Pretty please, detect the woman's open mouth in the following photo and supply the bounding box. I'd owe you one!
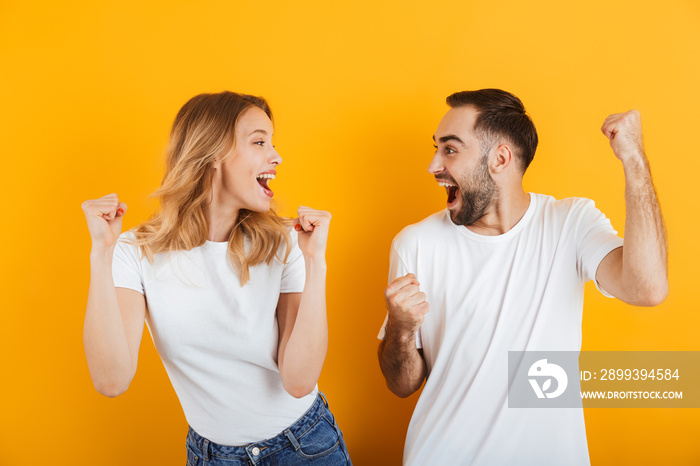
[256,173,275,198]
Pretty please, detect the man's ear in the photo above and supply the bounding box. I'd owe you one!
[491,143,514,174]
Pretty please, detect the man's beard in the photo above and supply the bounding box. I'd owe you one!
[450,156,498,226]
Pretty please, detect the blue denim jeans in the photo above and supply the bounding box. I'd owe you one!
[185,392,352,465]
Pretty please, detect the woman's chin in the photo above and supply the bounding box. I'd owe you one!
[247,199,273,213]
[239,189,274,213]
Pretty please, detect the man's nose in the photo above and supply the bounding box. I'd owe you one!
[427,153,443,175]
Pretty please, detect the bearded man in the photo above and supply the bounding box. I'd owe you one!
[377,89,668,465]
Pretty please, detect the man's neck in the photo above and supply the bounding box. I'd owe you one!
[465,187,531,236]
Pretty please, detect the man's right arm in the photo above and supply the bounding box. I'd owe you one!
[377,273,429,398]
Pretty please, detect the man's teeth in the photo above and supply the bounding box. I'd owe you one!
[438,181,456,187]
[256,173,275,180]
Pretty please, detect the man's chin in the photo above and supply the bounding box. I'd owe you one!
[448,208,466,226]
[449,205,482,226]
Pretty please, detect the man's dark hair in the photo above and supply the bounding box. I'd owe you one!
[446,89,538,171]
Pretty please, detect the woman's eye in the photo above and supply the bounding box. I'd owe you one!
[254,141,265,146]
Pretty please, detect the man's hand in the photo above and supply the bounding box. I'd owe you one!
[601,110,645,163]
[384,273,429,336]
[379,273,429,397]
[597,109,668,307]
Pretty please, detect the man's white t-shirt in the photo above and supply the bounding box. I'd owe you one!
[112,229,317,446]
[378,193,623,465]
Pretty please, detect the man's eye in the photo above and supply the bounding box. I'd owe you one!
[433,144,438,150]
[445,147,455,154]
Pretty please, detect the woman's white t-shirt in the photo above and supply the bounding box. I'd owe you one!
[112,229,317,446]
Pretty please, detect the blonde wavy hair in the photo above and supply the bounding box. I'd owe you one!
[132,91,291,285]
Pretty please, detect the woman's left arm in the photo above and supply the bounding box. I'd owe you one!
[276,206,331,398]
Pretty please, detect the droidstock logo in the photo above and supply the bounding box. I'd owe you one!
[528,359,568,399]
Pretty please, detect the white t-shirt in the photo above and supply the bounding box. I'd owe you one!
[378,193,624,465]
[112,228,317,446]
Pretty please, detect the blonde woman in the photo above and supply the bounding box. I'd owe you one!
[82,92,352,465]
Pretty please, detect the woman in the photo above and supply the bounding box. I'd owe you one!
[81,91,352,465]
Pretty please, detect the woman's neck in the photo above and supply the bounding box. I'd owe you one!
[205,195,240,242]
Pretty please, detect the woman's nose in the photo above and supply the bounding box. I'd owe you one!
[270,147,282,165]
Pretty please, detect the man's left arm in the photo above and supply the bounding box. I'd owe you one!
[596,110,668,306]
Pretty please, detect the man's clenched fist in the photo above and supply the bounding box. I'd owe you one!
[601,110,645,162]
[384,273,429,335]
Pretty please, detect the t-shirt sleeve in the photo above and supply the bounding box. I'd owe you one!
[576,199,624,298]
[280,229,306,293]
[377,239,423,349]
[112,233,145,295]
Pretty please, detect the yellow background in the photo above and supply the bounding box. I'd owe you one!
[1,1,699,464]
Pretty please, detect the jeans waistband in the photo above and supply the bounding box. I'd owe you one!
[187,392,330,463]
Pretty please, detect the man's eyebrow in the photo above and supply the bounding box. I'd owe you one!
[434,134,465,145]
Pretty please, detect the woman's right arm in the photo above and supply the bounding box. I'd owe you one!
[82,194,146,397]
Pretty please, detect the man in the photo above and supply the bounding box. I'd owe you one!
[377,89,667,465]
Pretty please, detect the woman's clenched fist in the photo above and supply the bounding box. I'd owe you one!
[81,193,127,251]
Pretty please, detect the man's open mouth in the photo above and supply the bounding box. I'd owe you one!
[438,181,459,205]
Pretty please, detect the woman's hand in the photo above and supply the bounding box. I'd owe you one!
[294,206,331,261]
[279,206,332,397]
[82,193,145,398]
[82,193,128,251]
